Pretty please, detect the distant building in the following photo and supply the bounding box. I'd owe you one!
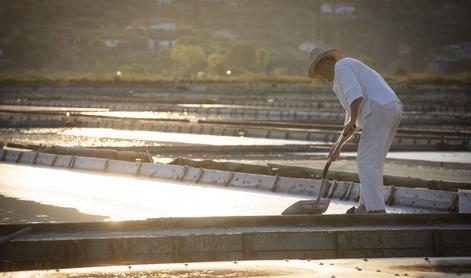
[429,43,471,73]
[299,42,317,53]
[150,22,176,31]
[212,30,238,40]
[321,3,354,15]
[125,25,143,30]
[398,43,411,56]
[147,38,156,50]
[205,0,245,6]
[126,18,176,31]
[156,0,173,6]
[104,39,121,48]
[158,40,177,47]
[321,3,333,13]
[335,4,354,15]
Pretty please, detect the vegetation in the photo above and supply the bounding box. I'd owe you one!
[1,71,471,86]
[1,0,470,78]
[385,71,471,85]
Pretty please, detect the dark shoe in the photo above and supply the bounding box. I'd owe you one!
[346,205,386,214]
[346,204,367,215]
[346,206,356,214]
[368,209,386,214]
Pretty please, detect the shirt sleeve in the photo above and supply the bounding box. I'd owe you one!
[336,64,364,106]
[344,113,350,125]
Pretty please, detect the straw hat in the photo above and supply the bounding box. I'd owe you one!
[308,47,342,78]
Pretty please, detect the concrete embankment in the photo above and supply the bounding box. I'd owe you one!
[1,214,470,271]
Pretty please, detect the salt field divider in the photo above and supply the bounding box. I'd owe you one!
[1,99,469,126]
[167,157,471,192]
[1,112,469,150]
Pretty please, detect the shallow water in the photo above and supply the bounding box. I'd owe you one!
[385,151,471,163]
[82,111,192,121]
[0,163,428,223]
[59,128,320,146]
[0,127,322,148]
[0,104,109,112]
[294,151,471,164]
[342,151,471,163]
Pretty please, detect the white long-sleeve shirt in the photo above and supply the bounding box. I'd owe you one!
[332,57,400,128]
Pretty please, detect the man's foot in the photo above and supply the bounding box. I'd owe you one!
[346,204,367,214]
[345,206,356,214]
[346,205,386,214]
[368,209,386,214]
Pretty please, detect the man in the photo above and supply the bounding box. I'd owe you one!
[308,47,402,214]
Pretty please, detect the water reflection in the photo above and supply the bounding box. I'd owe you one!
[0,164,321,221]
[60,128,319,146]
[0,163,432,223]
[82,111,190,120]
[341,151,471,163]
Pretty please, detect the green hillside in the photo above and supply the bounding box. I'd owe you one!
[0,0,470,78]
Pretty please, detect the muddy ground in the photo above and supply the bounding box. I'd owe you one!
[0,195,107,223]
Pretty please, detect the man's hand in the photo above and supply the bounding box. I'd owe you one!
[329,122,357,161]
[328,145,340,161]
[344,96,362,138]
[343,120,357,138]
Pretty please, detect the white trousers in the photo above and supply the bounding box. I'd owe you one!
[357,100,402,211]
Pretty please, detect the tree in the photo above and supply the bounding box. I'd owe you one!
[256,48,270,73]
[119,63,150,75]
[170,44,207,74]
[226,44,257,72]
[207,52,228,75]
[154,48,172,70]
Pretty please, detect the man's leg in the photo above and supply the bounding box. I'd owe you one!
[357,110,391,212]
[383,102,403,158]
[354,102,402,213]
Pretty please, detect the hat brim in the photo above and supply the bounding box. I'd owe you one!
[308,49,343,78]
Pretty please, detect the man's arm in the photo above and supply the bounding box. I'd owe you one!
[329,65,364,161]
[329,98,362,161]
[344,96,363,137]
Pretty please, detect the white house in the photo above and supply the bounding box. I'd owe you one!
[321,3,334,13]
[150,22,176,31]
[104,39,121,48]
[158,40,177,47]
[321,3,354,15]
[212,30,238,40]
[125,25,146,30]
[126,18,176,31]
[299,42,317,53]
[335,4,354,15]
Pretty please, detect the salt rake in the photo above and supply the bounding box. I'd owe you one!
[282,131,354,215]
